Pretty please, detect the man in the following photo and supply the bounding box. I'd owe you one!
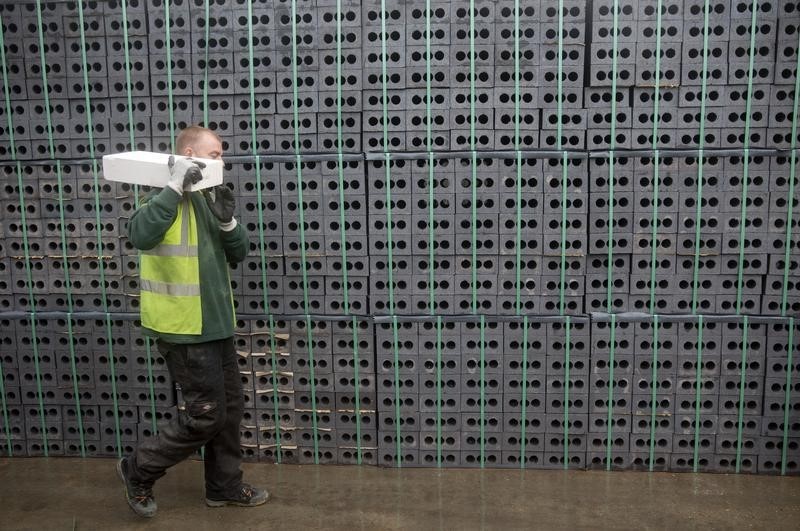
[117,125,267,518]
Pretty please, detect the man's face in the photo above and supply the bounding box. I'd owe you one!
[183,132,223,161]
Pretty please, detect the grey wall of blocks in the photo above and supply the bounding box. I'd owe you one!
[0,0,798,474]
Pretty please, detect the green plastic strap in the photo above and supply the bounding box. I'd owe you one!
[556,0,564,148]
[519,315,529,467]
[65,315,86,456]
[292,0,316,464]
[736,0,759,314]
[781,319,794,475]
[56,162,79,452]
[380,0,389,150]
[781,25,800,316]
[126,4,150,441]
[290,0,301,154]
[164,0,175,151]
[479,315,486,467]
[391,315,402,467]
[514,149,523,313]
[305,315,319,463]
[244,1,281,461]
[468,1,479,312]
[648,150,660,313]
[61,0,100,457]
[471,149,478,313]
[556,2,568,314]
[428,152,436,311]
[15,1,52,457]
[351,316,362,463]
[648,314,659,471]
[378,28,399,462]
[383,162,396,310]
[735,143,751,316]
[29,316,48,455]
[563,316,571,468]
[0,351,10,455]
[605,0,620,312]
[605,150,614,312]
[735,315,749,472]
[512,0,521,313]
[289,3,311,316]
[692,315,704,472]
[650,0,663,145]
[421,3,435,311]
[691,0,712,313]
[77,0,122,457]
[559,152,568,314]
[513,0,520,150]
[609,0,619,145]
[334,0,350,309]
[3,8,72,456]
[120,0,136,146]
[266,315,282,462]
[648,0,664,313]
[333,0,361,463]
[469,0,476,147]
[202,0,210,125]
[384,150,400,466]
[605,314,616,470]
[425,0,433,153]
[0,59,9,452]
[435,315,443,466]
[423,3,435,309]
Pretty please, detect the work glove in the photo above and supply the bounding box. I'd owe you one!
[203,185,237,231]
[167,155,205,195]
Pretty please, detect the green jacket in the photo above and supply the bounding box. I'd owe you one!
[128,187,249,343]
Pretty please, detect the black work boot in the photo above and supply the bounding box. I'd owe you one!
[117,458,158,518]
[205,483,269,507]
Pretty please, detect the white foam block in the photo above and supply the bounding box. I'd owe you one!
[102,151,223,191]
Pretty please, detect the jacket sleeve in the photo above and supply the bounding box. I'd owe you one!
[127,188,182,251]
[220,222,250,264]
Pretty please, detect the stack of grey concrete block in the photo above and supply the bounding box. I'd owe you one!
[0,0,798,472]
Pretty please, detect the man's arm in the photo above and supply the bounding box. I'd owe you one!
[127,188,182,250]
[219,222,250,264]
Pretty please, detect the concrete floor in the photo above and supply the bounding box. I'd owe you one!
[1,459,798,530]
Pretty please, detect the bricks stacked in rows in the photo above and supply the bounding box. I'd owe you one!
[366,156,587,315]
[226,158,369,315]
[371,318,799,471]
[0,1,797,158]
[587,0,790,150]
[236,318,378,465]
[375,320,592,468]
[2,316,797,471]
[0,162,136,314]
[585,152,800,315]
[3,156,797,317]
[0,315,175,457]
[0,0,798,473]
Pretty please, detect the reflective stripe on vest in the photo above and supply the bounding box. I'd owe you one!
[140,197,202,335]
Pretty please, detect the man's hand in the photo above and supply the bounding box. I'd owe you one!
[167,155,206,195]
[203,186,237,230]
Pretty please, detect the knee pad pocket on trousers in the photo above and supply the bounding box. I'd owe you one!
[182,400,225,436]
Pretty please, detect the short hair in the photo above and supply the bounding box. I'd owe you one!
[175,125,221,154]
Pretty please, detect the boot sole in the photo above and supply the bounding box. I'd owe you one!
[117,459,157,518]
[205,493,269,508]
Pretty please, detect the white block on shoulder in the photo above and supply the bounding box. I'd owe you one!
[101,151,223,191]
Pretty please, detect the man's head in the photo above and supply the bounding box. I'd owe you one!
[176,125,223,161]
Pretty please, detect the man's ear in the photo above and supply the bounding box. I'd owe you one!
[183,148,194,157]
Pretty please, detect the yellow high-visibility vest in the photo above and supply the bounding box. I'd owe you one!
[140,197,202,335]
